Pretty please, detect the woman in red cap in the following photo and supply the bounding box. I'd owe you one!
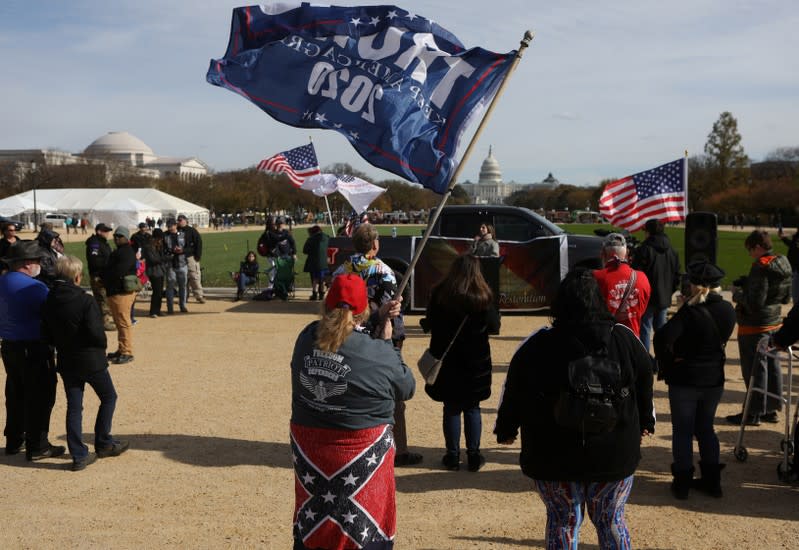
[290,273,414,550]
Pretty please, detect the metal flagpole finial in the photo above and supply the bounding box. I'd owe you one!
[522,30,534,47]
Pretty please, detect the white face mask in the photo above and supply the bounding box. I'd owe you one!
[29,264,41,278]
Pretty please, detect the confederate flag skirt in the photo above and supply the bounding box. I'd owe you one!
[290,422,396,550]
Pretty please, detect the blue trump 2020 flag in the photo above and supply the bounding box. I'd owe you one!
[207,3,516,194]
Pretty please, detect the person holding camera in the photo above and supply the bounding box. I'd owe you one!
[727,230,792,426]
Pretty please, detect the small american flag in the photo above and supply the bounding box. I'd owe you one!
[599,158,686,232]
[257,143,321,186]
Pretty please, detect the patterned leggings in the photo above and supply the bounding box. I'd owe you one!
[534,476,634,550]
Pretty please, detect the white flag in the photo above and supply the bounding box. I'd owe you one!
[302,173,385,214]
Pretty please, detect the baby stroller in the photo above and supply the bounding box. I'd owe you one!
[268,256,295,301]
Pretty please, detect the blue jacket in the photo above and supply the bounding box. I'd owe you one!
[0,271,49,341]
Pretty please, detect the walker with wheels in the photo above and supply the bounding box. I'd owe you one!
[733,342,798,482]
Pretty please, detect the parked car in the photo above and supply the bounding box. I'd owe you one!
[0,216,24,231]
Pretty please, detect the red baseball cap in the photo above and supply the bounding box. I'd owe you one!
[325,274,367,315]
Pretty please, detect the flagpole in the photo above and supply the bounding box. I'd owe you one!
[308,136,337,236]
[324,194,336,236]
[683,149,689,216]
[394,29,535,298]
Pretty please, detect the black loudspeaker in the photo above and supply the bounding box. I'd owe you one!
[685,212,718,269]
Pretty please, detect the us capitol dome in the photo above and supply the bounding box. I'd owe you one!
[461,146,563,204]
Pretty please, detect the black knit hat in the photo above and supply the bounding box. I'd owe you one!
[687,260,725,286]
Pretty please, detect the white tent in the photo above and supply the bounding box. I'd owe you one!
[0,194,59,218]
[0,188,209,229]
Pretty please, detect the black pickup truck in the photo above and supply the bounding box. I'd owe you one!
[327,205,604,312]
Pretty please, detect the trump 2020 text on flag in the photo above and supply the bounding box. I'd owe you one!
[206,4,516,194]
[598,158,686,232]
[257,143,321,186]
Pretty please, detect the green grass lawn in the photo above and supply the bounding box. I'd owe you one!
[63,223,777,289]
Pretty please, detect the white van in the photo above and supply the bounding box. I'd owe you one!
[43,213,68,228]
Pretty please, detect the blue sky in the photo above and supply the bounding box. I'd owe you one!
[1,1,797,187]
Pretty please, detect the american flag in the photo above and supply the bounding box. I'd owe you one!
[257,143,320,186]
[599,158,686,231]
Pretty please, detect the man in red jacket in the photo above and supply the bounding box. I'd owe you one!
[593,233,651,337]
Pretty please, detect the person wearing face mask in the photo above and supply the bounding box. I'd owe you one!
[0,241,64,461]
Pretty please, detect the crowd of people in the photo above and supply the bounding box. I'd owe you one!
[3,214,799,547]
[0,213,209,470]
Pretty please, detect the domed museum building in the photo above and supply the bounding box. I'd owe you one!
[0,131,208,181]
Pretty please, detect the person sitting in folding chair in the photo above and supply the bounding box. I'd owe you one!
[233,251,260,301]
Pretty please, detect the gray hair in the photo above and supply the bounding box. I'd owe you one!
[55,255,83,281]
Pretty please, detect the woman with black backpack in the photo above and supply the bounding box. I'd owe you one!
[495,268,654,549]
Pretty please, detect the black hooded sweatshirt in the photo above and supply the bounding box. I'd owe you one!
[632,233,681,311]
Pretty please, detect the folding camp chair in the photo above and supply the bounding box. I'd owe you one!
[269,256,296,301]
[230,270,261,299]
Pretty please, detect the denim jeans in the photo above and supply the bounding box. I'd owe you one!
[166,265,188,312]
[237,273,257,292]
[442,400,481,455]
[738,332,782,413]
[534,476,634,550]
[61,368,118,460]
[668,384,723,470]
[639,307,668,352]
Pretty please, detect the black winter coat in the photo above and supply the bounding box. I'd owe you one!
[494,320,655,482]
[103,244,137,296]
[423,288,500,403]
[631,233,680,311]
[41,279,108,377]
[653,293,737,387]
[85,234,112,277]
[35,230,61,288]
[181,225,203,261]
[142,241,169,279]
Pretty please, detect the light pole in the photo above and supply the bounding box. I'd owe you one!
[29,160,39,229]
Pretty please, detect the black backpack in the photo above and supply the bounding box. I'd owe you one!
[553,333,630,438]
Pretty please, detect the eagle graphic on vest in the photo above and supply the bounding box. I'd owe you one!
[300,373,347,403]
